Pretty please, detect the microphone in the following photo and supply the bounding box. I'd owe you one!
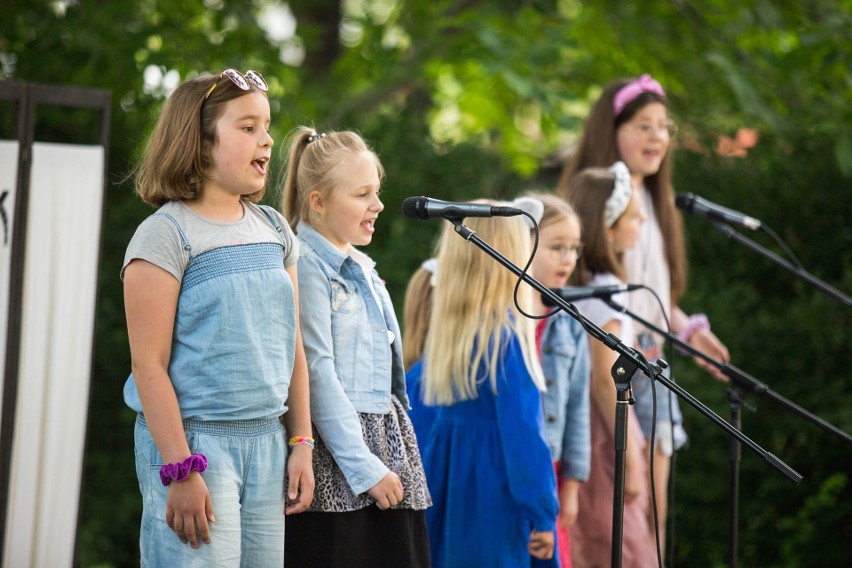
[675,192,761,231]
[542,284,643,307]
[402,196,524,222]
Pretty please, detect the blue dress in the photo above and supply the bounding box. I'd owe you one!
[405,359,439,445]
[420,329,560,568]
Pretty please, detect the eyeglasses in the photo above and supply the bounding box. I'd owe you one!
[545,243,584,261]
[628,120,678,137]
[204,69,268,101]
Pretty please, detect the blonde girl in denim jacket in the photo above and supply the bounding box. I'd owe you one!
[280,127,431,567]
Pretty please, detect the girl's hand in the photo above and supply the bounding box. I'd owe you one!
[625,462,644,503]
[689,328,731,382]
[165,472,215,548]
[625,445,645,503]
[367,471,403,510]
[558,480,580,528]
[285,444,315,515]
[528,529,555,560]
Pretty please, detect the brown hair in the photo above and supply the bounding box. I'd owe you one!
[564,167,624,285]
[132,72,269,207]
[280,127,384,232]
[556,77,687,302]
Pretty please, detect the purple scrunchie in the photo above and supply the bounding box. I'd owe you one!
[159,453,208,486]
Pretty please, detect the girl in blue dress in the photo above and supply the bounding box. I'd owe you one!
[419,206,559,567]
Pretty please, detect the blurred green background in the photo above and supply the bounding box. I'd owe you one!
[2,1,850,566]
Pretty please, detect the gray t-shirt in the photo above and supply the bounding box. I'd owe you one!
[122,200,299,282]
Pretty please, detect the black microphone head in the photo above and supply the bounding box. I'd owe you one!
[402,196,428,220]
[675,193,695,212]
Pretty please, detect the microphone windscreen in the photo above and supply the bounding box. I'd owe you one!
[402,197,425,219]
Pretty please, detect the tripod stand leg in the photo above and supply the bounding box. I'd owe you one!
[728,388,743,568]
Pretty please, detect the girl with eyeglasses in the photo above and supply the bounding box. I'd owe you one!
[523,192,591,568]
[556,74,731,561]
[563,163,656,567]
[122,70,314,565]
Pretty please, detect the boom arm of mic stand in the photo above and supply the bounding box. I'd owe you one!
[712,221,852,306]
[605,298,852,447]
[450,221,802,485]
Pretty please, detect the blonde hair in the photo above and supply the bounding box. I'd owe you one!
[523,191,581,233]
[280,127,384,231]
[132,72,269,207]
[402,266,434,369]
[423,205,545,405]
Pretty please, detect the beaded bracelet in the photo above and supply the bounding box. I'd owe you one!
[288,436,316,449]
[159,453,208,486]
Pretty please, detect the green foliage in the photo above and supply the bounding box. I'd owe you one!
[2,1,850,566]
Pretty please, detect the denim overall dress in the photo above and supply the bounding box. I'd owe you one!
[126,206,296,567]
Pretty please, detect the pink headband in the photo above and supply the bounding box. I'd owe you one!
[613,74,666,116]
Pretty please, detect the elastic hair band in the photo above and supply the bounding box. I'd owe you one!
[675,313,710,355]
[288,436,316,449]
[159,453,208,486]
[613,74,666,117]
[421,258,437,274]
[510,196,544,230]
[307,131,326,143]
[604,161,634,227]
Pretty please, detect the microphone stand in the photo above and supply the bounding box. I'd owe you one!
[602,297,852,568]
[711,221,852,306]
[446,220,802,568]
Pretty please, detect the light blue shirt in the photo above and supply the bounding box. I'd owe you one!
[295,222,409,494]
[540,309,592,482]
[123,204,299,421]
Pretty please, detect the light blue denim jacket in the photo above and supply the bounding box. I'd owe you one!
[295,222,409,494]
[540,309,591,482]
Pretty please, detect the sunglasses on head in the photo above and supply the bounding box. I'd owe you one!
[204,69,268,100]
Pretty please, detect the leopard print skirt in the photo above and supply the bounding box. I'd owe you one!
[306,395,432,512]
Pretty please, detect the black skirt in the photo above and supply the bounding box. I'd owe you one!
[284,395,432,567]
[285,505,430,568]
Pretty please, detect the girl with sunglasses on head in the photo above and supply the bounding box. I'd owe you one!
[122,69,314,566]
[564,163,656,567]
[556,74,731,560]
[280,127,431,568]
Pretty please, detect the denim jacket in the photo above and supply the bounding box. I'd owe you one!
[295,222,409,494]
[540,309,591,482]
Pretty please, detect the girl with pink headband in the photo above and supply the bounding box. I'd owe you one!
[557,74,731,563]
